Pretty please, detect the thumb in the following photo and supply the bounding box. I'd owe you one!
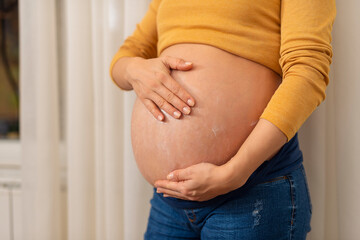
[161,56,193,71]
[167,168,191,182]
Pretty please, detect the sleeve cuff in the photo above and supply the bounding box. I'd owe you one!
[259,110,297,143]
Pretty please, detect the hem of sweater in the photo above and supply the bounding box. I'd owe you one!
[157,34,282,77]
[259,113,297,143]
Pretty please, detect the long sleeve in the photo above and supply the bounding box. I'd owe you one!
[109,0,162,85]
[259,0,337,142]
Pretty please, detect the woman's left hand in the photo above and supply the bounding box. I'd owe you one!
[154,162,246,202]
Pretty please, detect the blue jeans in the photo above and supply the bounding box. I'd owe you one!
[144,164,312,239]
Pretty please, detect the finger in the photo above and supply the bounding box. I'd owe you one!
[155,180,184,194]
[161,56,193,71]
[157,187,189,200]
[154,85,192,115]
[167,168,192,182]
[141,98,164,121]
[159,188,200,201]
[149,92,182,119]
[164,194,189,201]
[152,71,195,108]
[160,75,195,108]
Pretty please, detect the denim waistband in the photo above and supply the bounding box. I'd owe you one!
[157,132,303,209]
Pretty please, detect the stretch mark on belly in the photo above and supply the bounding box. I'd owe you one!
[211,127,221,137]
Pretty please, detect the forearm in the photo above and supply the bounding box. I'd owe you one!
[111,56,141,91]
[223,118,287,190]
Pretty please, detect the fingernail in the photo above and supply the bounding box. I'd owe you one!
[187,99,194,106]
[157,115,163,121]
[184,61,192,66]
[183,106,191,114]
[167,173,174,180]
[174,111,181,118]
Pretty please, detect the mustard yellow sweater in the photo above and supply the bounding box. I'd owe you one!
[109,0,337,142]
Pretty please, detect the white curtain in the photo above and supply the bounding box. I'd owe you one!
[299,1,360,239]
[20,0,152,239]
[19,0,359,240]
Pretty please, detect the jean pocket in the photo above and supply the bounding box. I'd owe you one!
[256,175,288,186]
[301,166,313,215]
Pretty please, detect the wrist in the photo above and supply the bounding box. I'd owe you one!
[121,57,140,89]
[219,160,248,192]
[112,56,143,90]
[125,57,143,85]
[221,149,257,190]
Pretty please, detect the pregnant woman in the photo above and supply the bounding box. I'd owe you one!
[110,0,336,239]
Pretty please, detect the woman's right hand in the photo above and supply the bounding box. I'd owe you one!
[126,56,196,121]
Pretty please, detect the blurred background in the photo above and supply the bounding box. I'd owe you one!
[0,0,359,239]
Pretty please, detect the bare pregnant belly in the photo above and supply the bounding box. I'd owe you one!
[131,43,282,186]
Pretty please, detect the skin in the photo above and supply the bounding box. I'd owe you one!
[154,118,287,201]
[112,43,287,202]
